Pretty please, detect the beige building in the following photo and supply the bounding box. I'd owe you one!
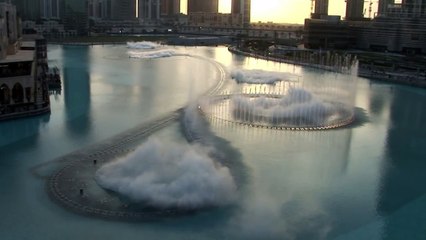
[0,2,19,59]
[1,2,51,120]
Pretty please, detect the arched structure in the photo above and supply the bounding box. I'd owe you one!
[12,83,24,104]
[0,84,11,105]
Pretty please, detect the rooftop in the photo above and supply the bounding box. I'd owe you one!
[21,41,36,48]
[0,50,34,64]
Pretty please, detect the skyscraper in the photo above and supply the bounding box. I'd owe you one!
[41,0,60,19]
[138,0,160,20]
[160,0,180,17]
[187,0,218,13]
[312,0,329,19]
[377,0,394,16]
[403,0,426,16]
[88,0,112,19]
[378,0,426,17]
[345,0,364,20]
[111,0,136,20]
[1,0,41,20]
[63,0,88,34]
[231,0,250,27]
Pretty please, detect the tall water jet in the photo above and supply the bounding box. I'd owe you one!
[199,54,358,130]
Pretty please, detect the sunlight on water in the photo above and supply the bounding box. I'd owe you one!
[0,45,424,240]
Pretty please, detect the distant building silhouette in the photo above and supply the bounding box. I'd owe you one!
[111,0,136,20]
[160,0,180,18]
[138,0,180,21]
[63,0,88,35]
[312,0,329,19]
[345,0,364,20]
[377,0,394,16]
[2,0,42,20]
[138,0,160,20]
[40,0,60,19]
[88,0,109,20]
[358,0,426,53]
[187,0,218,13]
[305,0,426,53]
[231,0,251,28]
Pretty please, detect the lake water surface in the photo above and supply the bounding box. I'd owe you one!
[0,45,424,240]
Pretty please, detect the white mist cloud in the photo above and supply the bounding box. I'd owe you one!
[231,88,337,125]
[126,41,176,59]
[228,197,332,240]
[231,69,297,84]
[96,137,237,209]
[128,50,176,59]
[126,41,160,49]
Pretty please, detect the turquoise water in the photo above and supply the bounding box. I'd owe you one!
[0,45,424,240]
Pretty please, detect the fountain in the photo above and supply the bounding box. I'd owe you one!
[199,54,358,130]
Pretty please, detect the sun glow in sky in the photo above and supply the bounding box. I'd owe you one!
[181,0,379,24]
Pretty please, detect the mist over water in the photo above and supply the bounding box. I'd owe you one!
[231,88,337,125]
[127,41,177,59]
[126,41,160,49]
[231,69,298,84]
[95,137,237,209]
[128,50,176,59]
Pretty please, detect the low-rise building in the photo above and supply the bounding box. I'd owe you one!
[304,16,355,49]
[357,16,426,54]
[22,20,77,37]
[1,3,51,120]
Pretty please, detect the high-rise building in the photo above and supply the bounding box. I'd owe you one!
[312,0,329,19]
[63,0,88,35]
[377,0,394,16]
[402,0,426,16]
[231,0,251,28]
[187,0,218,13]
[1,0,41,20]
[138,0,160,20]
[111,0,136,20]
[0,2,18,57]
[41,0,60,19]
[160,0,180,17]
[88,0,111,19]
[378,0,426,17]
[345,0,364,20]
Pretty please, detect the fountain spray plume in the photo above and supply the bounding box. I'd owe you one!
[96,137,237,209]
[231,69,298,85]
[200,65,356,130]
[126,41,160,49]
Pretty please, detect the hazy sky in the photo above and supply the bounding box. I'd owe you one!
[181,0,379,24]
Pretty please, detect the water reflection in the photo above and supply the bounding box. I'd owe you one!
[0,114,50,150]
[62,46,92,137]
[379,87,426,236]
[1,45,424,239]
[210,120,354,240]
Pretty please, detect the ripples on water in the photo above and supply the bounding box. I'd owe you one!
[0,44,424,240]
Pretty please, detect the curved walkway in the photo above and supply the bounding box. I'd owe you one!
[46,54,228,221]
